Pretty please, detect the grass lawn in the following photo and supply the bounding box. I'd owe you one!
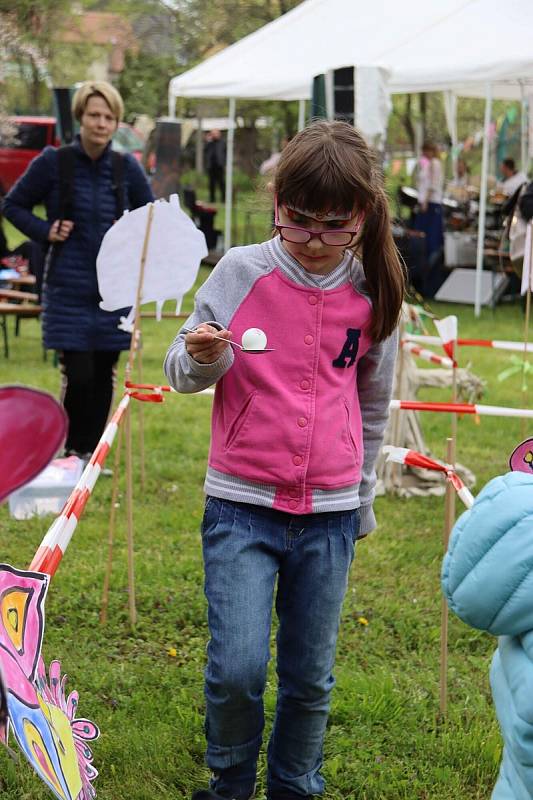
[0,274,529,798]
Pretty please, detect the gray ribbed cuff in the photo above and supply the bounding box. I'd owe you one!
[358,504,376,537]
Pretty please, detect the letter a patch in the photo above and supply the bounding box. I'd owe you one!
[332,328,361,368]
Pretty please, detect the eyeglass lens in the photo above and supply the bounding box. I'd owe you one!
[279,227,355,246]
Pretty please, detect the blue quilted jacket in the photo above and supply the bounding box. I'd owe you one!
[3,136,153,351]
[442,471,533,799]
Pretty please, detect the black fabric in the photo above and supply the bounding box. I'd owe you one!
[208,164,225,203]
[111,149,125,219]
[519,180,533,222]
[59,350,119,454]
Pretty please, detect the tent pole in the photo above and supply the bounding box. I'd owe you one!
[224,97,236,252]
[298,99,306,131]
[443,90,458,177]
[474,82,492,318]
[195,109,204,174]
[520,81,528,173]
[168,90,176,119]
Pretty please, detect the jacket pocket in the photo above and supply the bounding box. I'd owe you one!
[224,391,257,451]
[343,398,359,460]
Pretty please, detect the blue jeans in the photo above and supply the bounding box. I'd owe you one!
[201,497,360,798]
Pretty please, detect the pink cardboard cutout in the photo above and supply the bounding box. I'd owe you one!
[0,386,67,503]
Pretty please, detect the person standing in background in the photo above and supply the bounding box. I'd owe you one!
[3,81,153,462]
[497,158,528,198]
[413,140,444,268]
[204,129,226,203]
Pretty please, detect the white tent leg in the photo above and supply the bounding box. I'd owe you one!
[168,91,176,119]
[298,99,306,130]
[520,81,528,173]
[224,97,236,252]
[443,90,458,177]
[195,111,203,174]
[474,83,492,317]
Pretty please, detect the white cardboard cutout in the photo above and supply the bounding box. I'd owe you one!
[96,194,207,313]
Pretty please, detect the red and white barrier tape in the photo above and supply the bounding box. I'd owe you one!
[29,393,131,576]
[404,334,533,354]
[28,378,216,577]
[401,340,455,368]
[390,399,533,418]
[382,445,474,508]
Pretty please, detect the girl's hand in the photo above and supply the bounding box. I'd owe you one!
[48,219,74,242]
[185,323,232,364]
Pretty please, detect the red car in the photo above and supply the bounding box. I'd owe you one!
[0,117,145,197]
[0,116,58,196]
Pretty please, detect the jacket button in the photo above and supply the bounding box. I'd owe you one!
[288,500,298,510]
[304,335,314,345]
[308,295,318,305]
[293,455,303,466]
[297,417,308,427]
[300,379,310,390]
[288,488,298,498]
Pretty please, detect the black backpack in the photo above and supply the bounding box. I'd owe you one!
[31,145,125,299]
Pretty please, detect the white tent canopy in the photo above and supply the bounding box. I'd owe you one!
[169,0,533,105]
[169,0,533,315]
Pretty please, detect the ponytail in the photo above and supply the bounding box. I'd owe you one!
[360,186,406,342]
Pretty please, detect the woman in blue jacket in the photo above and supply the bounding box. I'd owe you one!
[3,81,153,459]
[442,441,533,799]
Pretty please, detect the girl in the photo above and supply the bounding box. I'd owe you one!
[164,120,405,800]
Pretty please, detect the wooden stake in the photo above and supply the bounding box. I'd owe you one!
[122,202,154,626]
[125,403,136,626]
[440,436,456,716]
[99,421,124,625]
[125,203,155,382]
[137,339,146,490]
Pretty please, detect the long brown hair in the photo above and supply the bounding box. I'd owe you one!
[274,120,405,342]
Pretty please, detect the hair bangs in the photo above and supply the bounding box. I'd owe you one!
[276,132,372,217]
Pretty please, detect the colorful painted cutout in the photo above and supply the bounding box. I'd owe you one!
[0,664,8,745]
[509,437,533,474]
[0,564,48,685]
[0,564,99,799]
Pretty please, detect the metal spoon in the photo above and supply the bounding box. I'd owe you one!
[181,327,274,354]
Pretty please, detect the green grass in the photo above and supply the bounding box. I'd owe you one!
[0,285,529,798]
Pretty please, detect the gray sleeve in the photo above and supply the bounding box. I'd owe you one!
[163,244,271,393]
[357,327,399,534]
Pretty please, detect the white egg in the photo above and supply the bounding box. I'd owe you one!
[241,327,267,351]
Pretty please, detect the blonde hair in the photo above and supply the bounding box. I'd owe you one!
[274,120,405,342]
[72,81,124,123]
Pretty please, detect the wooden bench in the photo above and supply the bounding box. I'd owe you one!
[0,294,42,358]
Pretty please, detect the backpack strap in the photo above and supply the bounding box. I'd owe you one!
[56,144,76,221]
[111,150,125,219]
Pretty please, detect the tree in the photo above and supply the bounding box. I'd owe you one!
[118,50,178,119]
[0,11,51,117]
